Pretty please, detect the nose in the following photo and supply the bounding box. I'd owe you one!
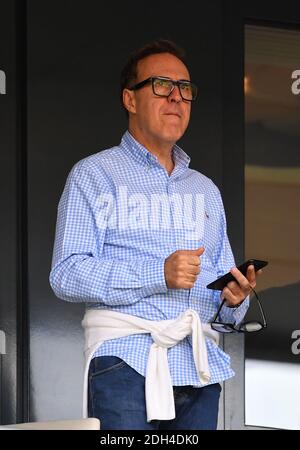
[168,85,182,103]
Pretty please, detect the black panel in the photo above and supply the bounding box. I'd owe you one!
[15,0,30,424]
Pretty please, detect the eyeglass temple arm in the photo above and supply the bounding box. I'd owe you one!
[250,287,267,327]
[212,298,226,323]
[128,78,151,91]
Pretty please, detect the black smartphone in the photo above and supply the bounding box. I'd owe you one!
[206,259,268,290]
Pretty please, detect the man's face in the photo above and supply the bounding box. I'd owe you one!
[126,53,192,146]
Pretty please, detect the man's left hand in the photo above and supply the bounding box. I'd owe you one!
[221,265,263,307]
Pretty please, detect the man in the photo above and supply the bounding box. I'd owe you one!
[49,39,262,430]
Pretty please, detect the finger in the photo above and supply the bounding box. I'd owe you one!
[187,255,202,266]
[187,265,200,275]
[227,282,249,302]
[224,284,239,299]
[246,265,256,284]
[186,246,205,256]
[245,265,258,289]
[225,271,250,301]
[230,266,253,289]
[221,286,235,300]
[186,274,197,283]
[221,287,239,305]
[226,280,241,296]
[191,246,205,256]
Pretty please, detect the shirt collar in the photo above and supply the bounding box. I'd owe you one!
[121,130,191,169]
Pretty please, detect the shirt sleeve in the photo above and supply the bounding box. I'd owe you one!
[211,186,249,324]
[49,162,168,306]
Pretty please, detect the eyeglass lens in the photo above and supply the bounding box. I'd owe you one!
[211,323,234,333]
[239,321,263,332]
[152,78,196,100]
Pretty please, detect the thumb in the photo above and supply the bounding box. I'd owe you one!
[192,246,205,256]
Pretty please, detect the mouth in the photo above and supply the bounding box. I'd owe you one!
[164,113,181,118]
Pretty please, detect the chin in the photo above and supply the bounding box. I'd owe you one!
[164,131,183,143]
[160,126,182,141]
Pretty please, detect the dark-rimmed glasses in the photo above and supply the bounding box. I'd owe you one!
[128,76,198,101]
[211,287,267,333]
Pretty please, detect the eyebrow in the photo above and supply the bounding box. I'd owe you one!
[153,76,192,82]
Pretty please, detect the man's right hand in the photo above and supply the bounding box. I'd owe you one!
[164,247,205,289]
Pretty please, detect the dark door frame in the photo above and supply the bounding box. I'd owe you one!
[0,0,29,425]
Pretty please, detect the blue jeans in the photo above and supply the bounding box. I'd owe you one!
[88,356,221,430]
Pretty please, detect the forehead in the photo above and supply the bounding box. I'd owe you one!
[137,53,190,81]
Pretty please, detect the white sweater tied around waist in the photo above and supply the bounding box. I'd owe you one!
[81,308,219,422]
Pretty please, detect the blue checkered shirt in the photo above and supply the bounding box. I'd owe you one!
[50,130,249,387]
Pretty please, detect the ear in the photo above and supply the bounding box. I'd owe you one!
[123,88,137,114]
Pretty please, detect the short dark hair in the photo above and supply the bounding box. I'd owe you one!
[120,39,187,115]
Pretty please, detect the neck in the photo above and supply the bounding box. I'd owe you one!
[128,127,175,176]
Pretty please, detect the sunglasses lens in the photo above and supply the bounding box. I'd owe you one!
[211,323,233,333]
[240,321,263,332]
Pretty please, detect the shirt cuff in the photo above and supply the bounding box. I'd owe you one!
[220,295,250,325]
[232,295,250,325]
[141,257,168,298]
